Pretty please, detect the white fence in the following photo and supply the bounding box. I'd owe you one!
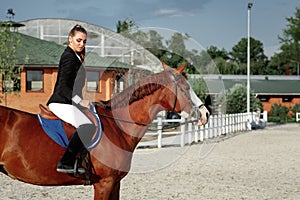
[138,112,266,148]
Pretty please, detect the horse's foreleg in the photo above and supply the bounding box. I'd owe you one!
[93,177,115,200]
[109,181,120,200]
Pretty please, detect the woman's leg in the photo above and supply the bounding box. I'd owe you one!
[48,103,96,173]
[48,103,92,128]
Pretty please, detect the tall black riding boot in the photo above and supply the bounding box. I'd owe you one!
[56,124,96,174]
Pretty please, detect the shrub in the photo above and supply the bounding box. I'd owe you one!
[291,103,300,121]
[269,103,290,122]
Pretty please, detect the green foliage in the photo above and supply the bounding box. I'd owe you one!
[0,21,22,104]
[215,84,262,114]
[206,45,229,60]
[269,103,291,122]
[188,77,208,101]
[291,103,300,119]
[230,37,268,75]
[115,8,300,76]
[269,7,300,75]
[116,18,136,34]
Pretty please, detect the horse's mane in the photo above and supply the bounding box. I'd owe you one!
[101,70,173,109]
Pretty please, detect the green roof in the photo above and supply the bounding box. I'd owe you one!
[204,78,300,95]
[13,32,131,69]
[14,32,65,65]
[85,52,131,69]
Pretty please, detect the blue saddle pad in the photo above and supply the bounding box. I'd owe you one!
[37,105,102,149]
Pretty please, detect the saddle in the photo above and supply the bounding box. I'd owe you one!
[38,104,101,185]
[39,104,60,120]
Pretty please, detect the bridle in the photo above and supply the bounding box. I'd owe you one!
[167,70,195,114]
[167,70,205,122]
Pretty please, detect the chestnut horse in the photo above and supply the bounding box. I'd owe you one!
[0,62,209,199]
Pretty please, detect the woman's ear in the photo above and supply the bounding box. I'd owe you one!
[68,36,72,45]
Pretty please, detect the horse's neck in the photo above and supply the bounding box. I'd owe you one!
[115,89,164,145]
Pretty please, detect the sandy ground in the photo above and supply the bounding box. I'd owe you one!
[0,123,299,200]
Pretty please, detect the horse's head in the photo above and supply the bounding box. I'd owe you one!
[162,61,209,126]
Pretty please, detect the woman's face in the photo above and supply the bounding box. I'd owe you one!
[68,31,87,53]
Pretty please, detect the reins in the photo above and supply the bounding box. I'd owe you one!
[91,104,149,127]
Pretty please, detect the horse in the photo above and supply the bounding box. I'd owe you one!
[0,61,209,200]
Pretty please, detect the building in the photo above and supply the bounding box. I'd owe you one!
[190,74,300,114]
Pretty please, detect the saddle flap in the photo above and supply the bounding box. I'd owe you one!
[39,104,59,120]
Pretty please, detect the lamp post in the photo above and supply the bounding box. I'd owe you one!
[247,3,253,130]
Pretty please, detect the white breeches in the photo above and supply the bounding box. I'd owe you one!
[48,103,92,128]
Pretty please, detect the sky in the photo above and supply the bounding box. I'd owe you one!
[1,0,299,57]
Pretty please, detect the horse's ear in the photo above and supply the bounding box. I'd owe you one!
[162,60,170,70]
[177,61,188,74]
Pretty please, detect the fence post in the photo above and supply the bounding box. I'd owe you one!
[200,125,204,142]
[180,117,186,147]
[238,113,240,131]
[228,114,232,133]
[221,114,225,135]
[263,110,268,122]
[218,114,221,136]
[225,114,228,134]
[244,113,247,130]
[204,121,209,140]
[194,124,199,143]
[188,121,192,145]
[234,114,239,132]
[157,116,162,148]
[209,116,213,138]
[244,113,249,130]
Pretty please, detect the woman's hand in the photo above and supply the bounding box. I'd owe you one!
[79,99,91,108]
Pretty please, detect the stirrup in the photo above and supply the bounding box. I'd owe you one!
[74,158,86,174]
[56,161,85,174]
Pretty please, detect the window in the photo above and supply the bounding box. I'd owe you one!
[115,75,125,94]
[259,96,270,102]
[26,69,43,91]
[87,71,100,92]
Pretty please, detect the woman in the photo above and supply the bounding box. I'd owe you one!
[47,25,96,174]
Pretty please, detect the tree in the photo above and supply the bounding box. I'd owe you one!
[116,18,136,34]
[0,21,22,105]
[230,37,268,74]
[215,84,262,114]
[269,7,300,75]
[206,45,229,60]
[230,37,268,75]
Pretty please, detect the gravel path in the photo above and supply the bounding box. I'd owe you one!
[1,123,299,199]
